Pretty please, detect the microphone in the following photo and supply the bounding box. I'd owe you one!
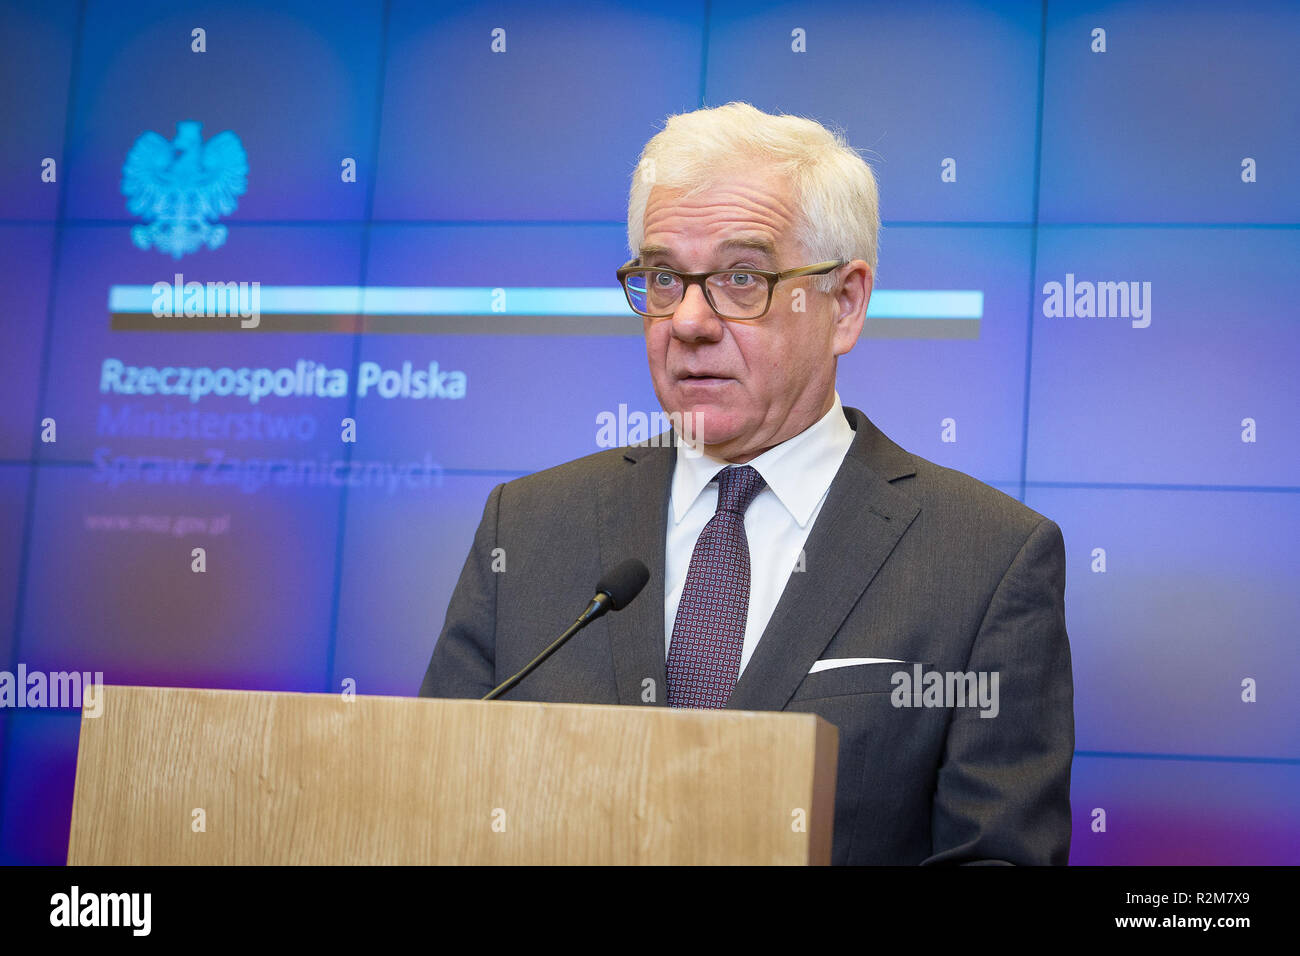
[481,558,650,701]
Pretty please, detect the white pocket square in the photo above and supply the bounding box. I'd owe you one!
[807,657,904,674]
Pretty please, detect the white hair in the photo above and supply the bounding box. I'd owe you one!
[626,101,880,293]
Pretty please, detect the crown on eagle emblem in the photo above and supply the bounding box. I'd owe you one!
[121,120,248,259]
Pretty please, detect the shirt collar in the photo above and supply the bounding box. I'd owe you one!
[670,392,855,527]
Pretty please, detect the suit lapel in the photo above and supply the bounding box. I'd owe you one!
[600,407,919,712]
[726,407,920,712]
[598,442,675,706]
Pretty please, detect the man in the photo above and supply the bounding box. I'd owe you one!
[420,102,1074,865]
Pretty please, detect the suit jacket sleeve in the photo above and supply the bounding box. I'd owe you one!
[922,516,1075,865]
[418,483,503,699]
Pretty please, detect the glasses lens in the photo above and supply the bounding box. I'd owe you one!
[622,269,772,318]
[706,271,771,319]
[624,270,682,316]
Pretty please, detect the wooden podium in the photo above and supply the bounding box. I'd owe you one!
[67,686,838,865]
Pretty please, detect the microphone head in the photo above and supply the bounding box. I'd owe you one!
[596,559,650,611]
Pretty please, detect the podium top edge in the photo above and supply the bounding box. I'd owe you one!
[92,685,830,725]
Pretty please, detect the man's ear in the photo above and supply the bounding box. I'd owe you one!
[832,259,872,356]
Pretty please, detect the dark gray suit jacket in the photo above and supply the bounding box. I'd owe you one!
[419,405,1074,864]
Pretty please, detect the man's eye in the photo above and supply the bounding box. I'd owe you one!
[727,272,756,286]
[653,273,677,286]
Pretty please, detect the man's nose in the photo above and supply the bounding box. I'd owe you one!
[670,283,725,342]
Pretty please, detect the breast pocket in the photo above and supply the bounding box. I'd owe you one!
[790,661,932,701]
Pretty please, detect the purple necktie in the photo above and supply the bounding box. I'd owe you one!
[667,464,767,709]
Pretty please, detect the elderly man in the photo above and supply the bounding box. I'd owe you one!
[420,102,1074,865]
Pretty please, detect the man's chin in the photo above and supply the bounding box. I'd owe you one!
[664,402,746,450]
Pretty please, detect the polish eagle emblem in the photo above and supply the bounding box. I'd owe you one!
[122,120,248,259]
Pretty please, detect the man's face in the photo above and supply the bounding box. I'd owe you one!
[639,165,870,463]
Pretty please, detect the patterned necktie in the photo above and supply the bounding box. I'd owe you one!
[666,464,767,708]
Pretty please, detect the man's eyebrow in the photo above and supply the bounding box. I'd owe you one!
[638,237,778,265]
[718,237,778,259]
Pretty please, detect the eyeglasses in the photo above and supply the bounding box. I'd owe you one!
[616,258,846,320]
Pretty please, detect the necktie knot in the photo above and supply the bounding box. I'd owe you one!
[715,465,766,516]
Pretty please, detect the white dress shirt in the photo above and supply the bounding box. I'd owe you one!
[664,392,856,677]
